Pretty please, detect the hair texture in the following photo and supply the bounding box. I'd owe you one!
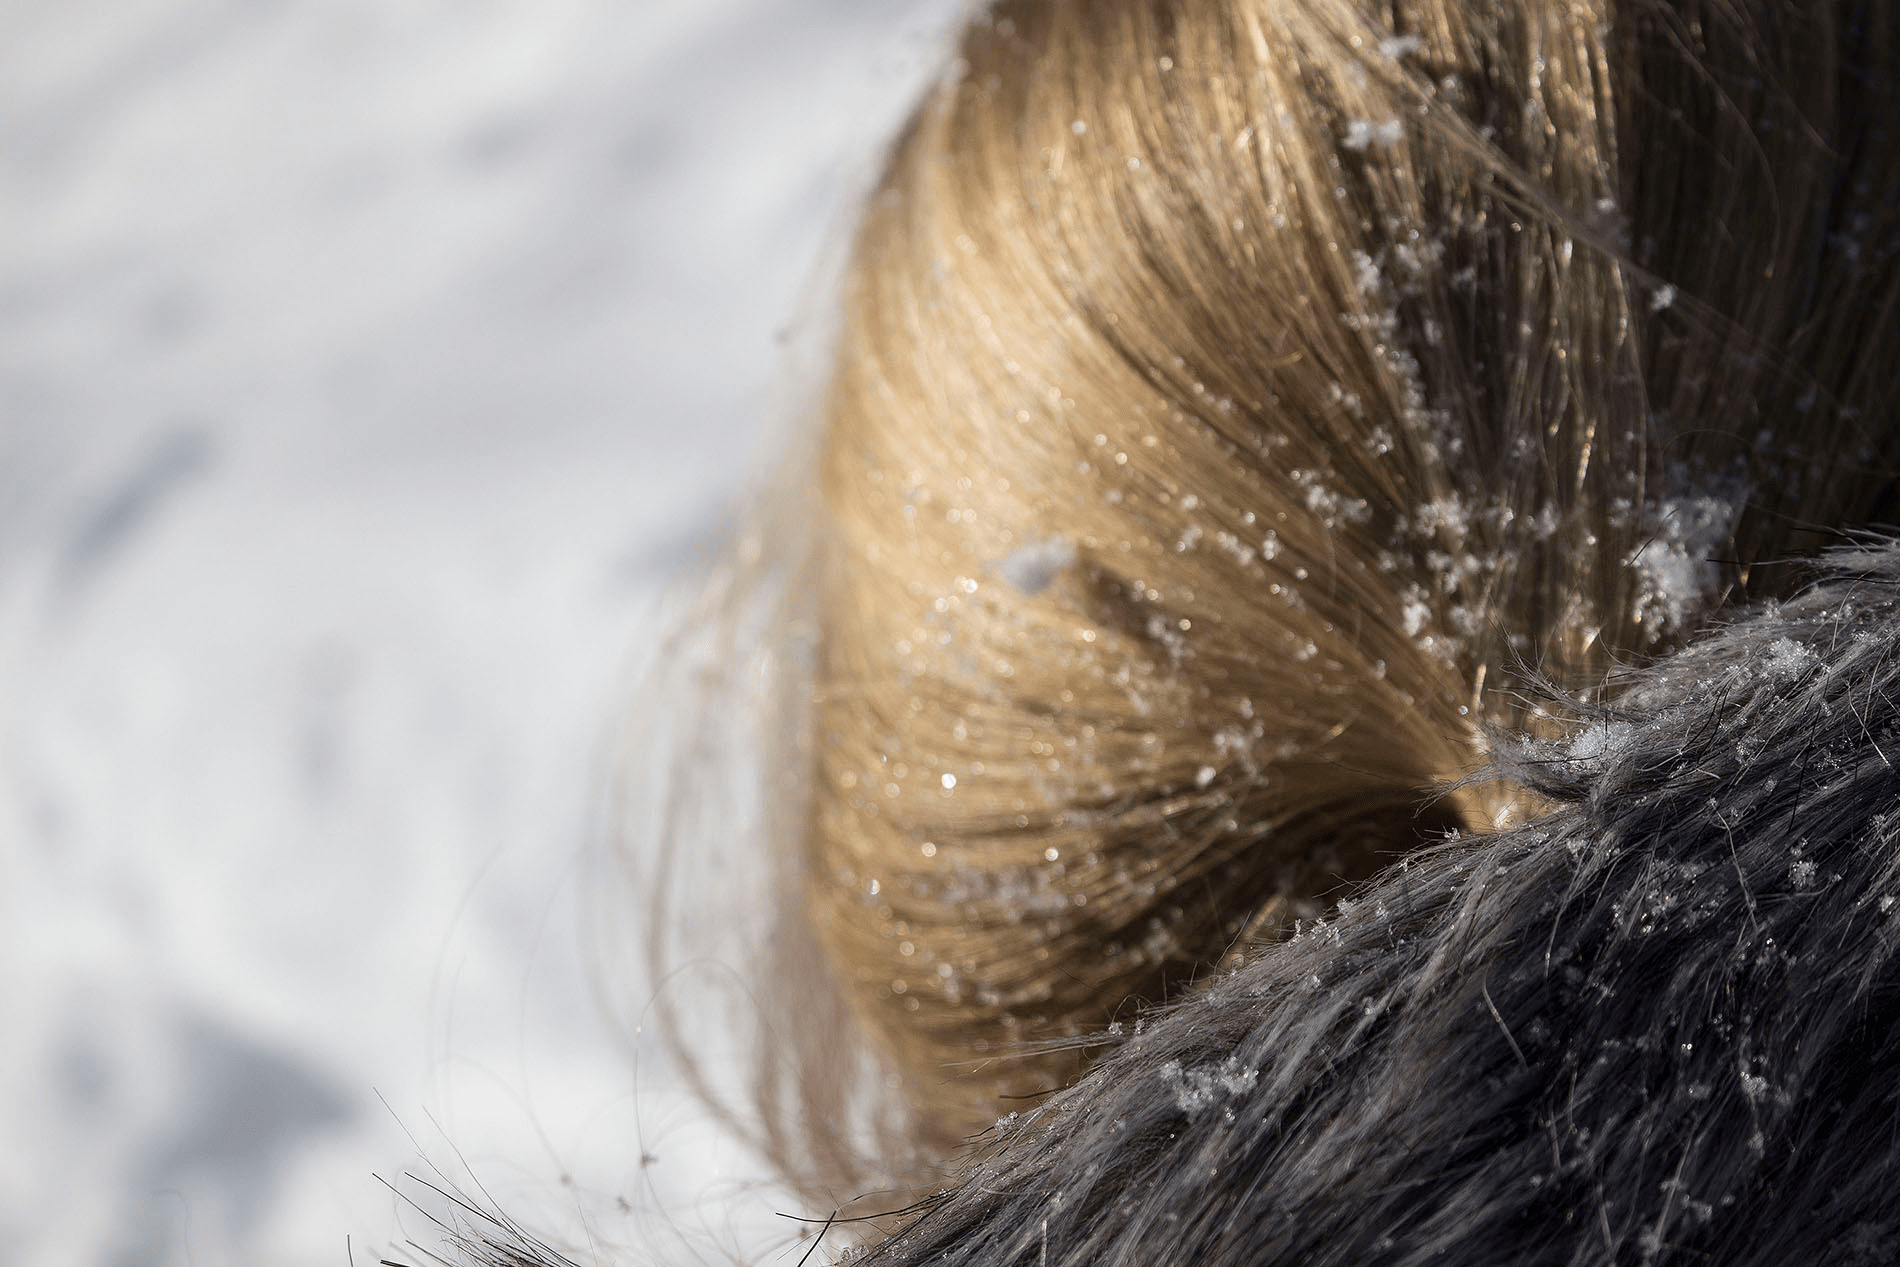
[398,0,1900,1261]
[851,541,1900,1266]
[776,0,1900,1182]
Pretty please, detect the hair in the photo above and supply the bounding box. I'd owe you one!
[853,540,1900,1265]
[772,0,1900,1165]
[623,0,1900,1258]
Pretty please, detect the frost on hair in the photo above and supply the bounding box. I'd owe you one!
[854,542,1900,1266]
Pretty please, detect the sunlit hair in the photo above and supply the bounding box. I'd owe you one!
[640,0,1900,1229]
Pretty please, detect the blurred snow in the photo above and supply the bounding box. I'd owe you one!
[0,1,962,1263]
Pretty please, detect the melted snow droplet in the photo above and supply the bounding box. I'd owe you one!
[995,536,1077,595]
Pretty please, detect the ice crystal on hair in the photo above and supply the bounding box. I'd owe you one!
[1566,720,1636,772]
[1213,530,1257,567]
[1762,637,1817,681]
[1628,482,1745,638]
[1342,117,1404,150]
[995,535,1077,595]
[1378,35,1424,59]
[1160,1055,1259,1116]
[1350,250,1383,295]
[1412,494,1470,541]
[1401,593,1431,638]
[1294,468,1371,527]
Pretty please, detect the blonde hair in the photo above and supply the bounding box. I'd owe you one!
[654,0,1900,1214]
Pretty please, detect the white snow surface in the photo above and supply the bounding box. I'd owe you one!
[1,2,963,1263]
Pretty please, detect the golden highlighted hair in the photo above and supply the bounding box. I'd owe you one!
[653,0,1900,1213]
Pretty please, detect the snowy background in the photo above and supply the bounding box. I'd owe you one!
[1,1,962,1263]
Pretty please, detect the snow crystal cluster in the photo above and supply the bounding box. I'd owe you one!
[1159,1054,1260,1117]
[1626,481,1747,639]
[1760,636,1818,682]
[1343,118,1405,150]
[1566,719,1638,773]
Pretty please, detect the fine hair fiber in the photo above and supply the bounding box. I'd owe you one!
[446,0,1900,1261]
